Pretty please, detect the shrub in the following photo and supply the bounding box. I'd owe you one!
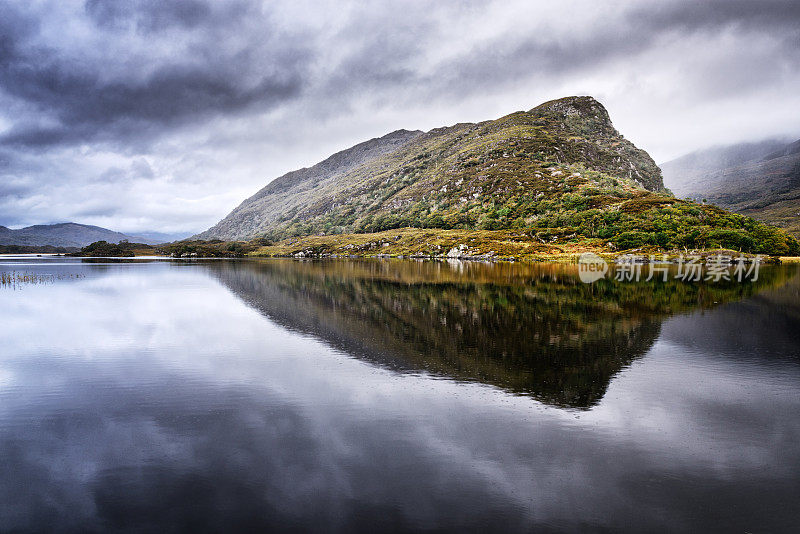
[613,231,650,250]
[706,229,752,251]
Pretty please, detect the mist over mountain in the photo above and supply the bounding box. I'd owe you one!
[662,138,800,236]
[129,231,192,244]
[763,139,800,161]
[661,139,789,193]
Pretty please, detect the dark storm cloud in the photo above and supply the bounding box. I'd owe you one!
[96,158,155,184]
[85,0,213,33]
[0,67,302,148]
[0,1,308,149]
[628,0,800,100]
[633,0,800,32]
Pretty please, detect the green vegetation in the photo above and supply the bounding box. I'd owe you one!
[741,199,800,238]
[265,165,799,256]
[156,239,271,258]
[71,240,153,257]
[254,101,670,243]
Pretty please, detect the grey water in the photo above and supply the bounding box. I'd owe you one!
[1,257,799,533]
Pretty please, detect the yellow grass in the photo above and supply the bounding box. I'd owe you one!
[249,227,615,262]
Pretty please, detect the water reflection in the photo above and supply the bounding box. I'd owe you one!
[208,259,792,408]
[0,259,798,532]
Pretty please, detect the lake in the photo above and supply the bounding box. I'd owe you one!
[1,257,799,532]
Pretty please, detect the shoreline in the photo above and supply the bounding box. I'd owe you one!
[5,250,796,265]
[45,228,798,264]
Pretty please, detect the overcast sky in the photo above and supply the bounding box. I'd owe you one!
[1,0,799,234]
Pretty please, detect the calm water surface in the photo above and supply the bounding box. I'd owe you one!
[1,257,799,532]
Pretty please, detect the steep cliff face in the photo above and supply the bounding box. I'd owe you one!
[198,96,667,241]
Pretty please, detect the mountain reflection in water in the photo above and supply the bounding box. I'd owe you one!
[207,259,791,408]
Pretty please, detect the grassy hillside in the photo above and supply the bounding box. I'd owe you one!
[198,96,799,256]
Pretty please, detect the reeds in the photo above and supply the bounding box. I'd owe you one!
[0,271,84,290]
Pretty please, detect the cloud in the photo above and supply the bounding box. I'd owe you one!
[631,0,800,32]
[0,0,799,233]
[84,0,214,33]
[0,176,33,198]
[0,1,308,149]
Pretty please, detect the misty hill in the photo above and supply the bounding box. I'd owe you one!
[0,223,180,248]
[660,139,787,193]
[198,96,665,241]
[662,138,800,236]
[763,139,800,161]
[129,230,191,244]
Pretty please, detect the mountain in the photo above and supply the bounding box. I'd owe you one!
[130,230,191,244]
[0,223,174,248]
[198,96,665,241]
[662,138,800,236]
[762,139,800,161]
[197,96,798,256]
[660,139,788,193]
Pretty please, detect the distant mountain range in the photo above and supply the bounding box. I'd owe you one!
[0,223,187,248]
[661,138,800,236]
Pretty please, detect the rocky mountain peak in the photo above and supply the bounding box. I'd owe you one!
[197,96,667,241]
[531,96,617,137]
[533,95,606,115]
